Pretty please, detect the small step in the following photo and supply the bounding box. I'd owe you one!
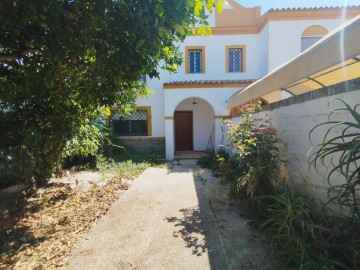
[174,151,208,160]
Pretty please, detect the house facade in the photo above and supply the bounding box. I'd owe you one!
[110,1,360,160]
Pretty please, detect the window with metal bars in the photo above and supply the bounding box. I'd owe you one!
[188,49,203,73]
[111,110,148,136]
[228,48,243,73]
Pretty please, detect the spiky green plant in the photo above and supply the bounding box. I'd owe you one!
[259,185,347,269]
[308,98,360,217]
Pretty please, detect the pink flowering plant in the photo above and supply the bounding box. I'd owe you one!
[220,106,280,200]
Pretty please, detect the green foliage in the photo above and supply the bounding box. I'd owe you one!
[308,98,360,268]
[259,185,347,269]
[197,148,230,173]
[308,98,360,218]
[0,0,217,186]
[198,106,281,200]
[63,124,103,159]
[97,155,150,180]
[222,107,280,200]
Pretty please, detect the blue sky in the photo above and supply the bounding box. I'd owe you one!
[236,0,360,13]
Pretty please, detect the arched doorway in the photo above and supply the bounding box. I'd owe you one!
[173,97,215,153]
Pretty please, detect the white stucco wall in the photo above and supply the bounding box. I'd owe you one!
[175,98,215,151]
[258,24,270,77]
[267,19,345,70]
[231,89,360,205]
[137,76,165,137]
[168,34,261,81]
[164,87,239,116]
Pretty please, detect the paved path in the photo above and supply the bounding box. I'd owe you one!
[64,163,273,270]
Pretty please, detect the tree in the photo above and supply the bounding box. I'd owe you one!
[0,0,223,186]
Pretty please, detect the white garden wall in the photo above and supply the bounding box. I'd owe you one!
[231,80,360,205]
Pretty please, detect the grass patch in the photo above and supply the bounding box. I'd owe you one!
[97,155,151,180]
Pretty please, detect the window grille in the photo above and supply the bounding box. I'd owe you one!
[111,110,148,136]
[228,48,243,72]
[188,49,202,73]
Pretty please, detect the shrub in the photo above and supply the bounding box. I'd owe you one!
[259,184,346,269]
[222,106,281,200]
[196,148,230,174]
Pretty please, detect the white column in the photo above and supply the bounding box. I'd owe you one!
[214,118,226,152]
[165,118,174,160]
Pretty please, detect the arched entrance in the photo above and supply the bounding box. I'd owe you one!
[173,97,215,153]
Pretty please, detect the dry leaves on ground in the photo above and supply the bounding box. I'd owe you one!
[0,177,129,270]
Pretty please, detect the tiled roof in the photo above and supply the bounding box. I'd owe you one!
[164,79,256,86]
[267,5,360,12]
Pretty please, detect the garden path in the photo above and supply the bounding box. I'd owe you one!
[63,161,273,270]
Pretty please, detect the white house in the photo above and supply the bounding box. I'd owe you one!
[109,1,360,160]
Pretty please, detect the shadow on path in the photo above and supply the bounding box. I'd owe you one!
[166,164,274,270]
[166,206,207,256]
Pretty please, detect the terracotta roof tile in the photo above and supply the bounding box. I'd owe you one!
[267,5,360,12]
[163,79,257,89]
[164,79,257,85]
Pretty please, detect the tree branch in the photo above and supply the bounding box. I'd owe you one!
[0,49,41,62]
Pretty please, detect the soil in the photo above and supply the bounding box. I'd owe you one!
[0,171,130,269]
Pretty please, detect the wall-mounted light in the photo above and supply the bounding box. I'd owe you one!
[192,98,198,105]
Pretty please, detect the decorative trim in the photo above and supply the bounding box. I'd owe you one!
[107,106,152,136]
[164,81,253,89]
[164,116,174,120]
[225,45,246,73]
[302,25,328,36]
[185,46,206,74]
[192,8,360,36]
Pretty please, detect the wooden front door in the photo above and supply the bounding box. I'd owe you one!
[174,111,193,151]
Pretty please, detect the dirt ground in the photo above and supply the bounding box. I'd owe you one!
[0,171,130,269]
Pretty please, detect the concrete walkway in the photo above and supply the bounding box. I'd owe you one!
[64,163,273,270]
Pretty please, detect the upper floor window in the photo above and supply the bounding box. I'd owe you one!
[110,107,152,137]
[226,45,246,73]
[301,25,328,52]
[185,46,205,74]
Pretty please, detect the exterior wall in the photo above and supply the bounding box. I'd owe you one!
[137,76,165,137]
[258,24,270,77]
[120,137,165,155]
[164,87,240,116]
[267,19,344,70]
[175,98,215,151]
[169,34,262,81]
[231,81,360,206]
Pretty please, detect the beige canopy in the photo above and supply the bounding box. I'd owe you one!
[228,15,360,109]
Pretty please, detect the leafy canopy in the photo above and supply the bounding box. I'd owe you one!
[0,0,222,185]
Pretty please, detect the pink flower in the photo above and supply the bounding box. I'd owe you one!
[227,120,235,126]
[258,127,266,132]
